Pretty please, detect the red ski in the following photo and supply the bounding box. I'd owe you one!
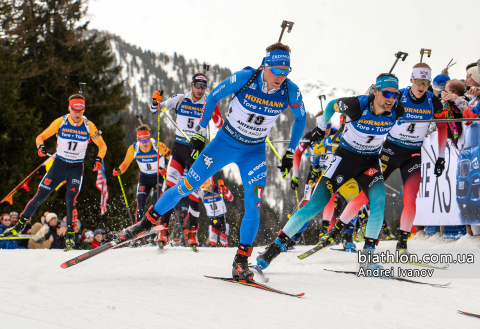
[60,225,164,269]
[204,275,304,298]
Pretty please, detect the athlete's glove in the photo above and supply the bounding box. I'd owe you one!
[93,157,102,171]
[160,168,167,176]
[310,127,325,144]
[278,148,295,179]
[217,179,225,194]
[291,176,299,190]
[150,90,163,114]
[113,167,122,176]
[190,125,207,160]
[434,157,445,177]
[311,167,322,178]
[37,144,47,157]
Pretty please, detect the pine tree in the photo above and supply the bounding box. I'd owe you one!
[0,0,134,230]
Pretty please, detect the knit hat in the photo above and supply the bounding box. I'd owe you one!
[85,231,94,238]
[46,213,58,223]
[432,74,451,91]
[93,230,103,237]
[467,66,480,85]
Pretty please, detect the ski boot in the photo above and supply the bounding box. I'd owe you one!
[256,231,291,270]
[157,226,170,250]
[232,244,254,281]
[121,206,159,242]
[187,226,199,252]
[1,215,28,237]
[396,230,411,260]
[64,226,75,252]
[318,220,329,239]
[358,237,383,274]
[382,222,395,240]
[317,221,346,248]
[342,226,356,251]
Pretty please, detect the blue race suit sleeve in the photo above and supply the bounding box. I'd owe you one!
[286,79,307,150]
[199,70,254,129]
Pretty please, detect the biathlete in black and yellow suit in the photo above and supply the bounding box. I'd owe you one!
[1,94,107,251]
[113,124,171,223]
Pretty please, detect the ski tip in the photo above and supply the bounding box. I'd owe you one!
[298,293,305,297]
[60,262,67,269]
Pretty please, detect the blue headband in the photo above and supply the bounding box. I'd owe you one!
[375,75,399,90]
[264,50,291,67]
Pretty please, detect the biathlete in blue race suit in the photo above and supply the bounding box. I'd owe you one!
[256,73,406,271]
[121,43,307,280]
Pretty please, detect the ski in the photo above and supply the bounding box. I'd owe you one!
[204,276,304,297]
[386,260,449,270]
[249,265,269,282]
[297,243,333,260]
[330,247,356,253]
[458,310,480,319]
[0,234,43,240]
[60,225,164,269]
[324,269,451,288]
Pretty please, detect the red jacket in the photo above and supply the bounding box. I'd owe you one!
[91,240,101,249]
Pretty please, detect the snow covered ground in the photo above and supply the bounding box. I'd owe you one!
[1,234,480,329]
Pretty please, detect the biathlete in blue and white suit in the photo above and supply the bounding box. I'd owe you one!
[121,43,306,280]
[258,73,406,269]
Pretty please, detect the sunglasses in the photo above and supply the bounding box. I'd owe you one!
[193,83,207,90]
[139,139,150,143]
[414,79,430,87]
[379,90,400,99]
[72,108,85,113]
[264,63,292,76]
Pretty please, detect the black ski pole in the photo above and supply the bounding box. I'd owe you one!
[389,51,408,73]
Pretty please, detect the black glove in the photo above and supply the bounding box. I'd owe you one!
[278,148,294,179]
[190,125,207,160]
[291,176,299,190]
[434,157,445,177]
[310,127,325,144]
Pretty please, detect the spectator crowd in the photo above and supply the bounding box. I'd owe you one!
[0,211,109,250]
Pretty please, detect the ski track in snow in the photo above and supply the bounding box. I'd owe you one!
[1,236,480,329]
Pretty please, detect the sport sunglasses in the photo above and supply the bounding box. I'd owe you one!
[264,62,292,76]
[379,90,400,99]
[414,79,430,87]
[193,83,207,90]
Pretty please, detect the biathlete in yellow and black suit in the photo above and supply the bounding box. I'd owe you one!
[113,124,171,223]
[1,94,107,251]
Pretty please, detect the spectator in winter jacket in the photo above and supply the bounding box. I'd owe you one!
[0,213,25,249]
[79,231,94,250]
[46,213,65,249]
[0,213,12,235]
[91,230,103,249]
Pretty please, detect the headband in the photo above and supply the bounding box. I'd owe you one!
[136,130,150,140]
[69,98,85,111]
[411,67,432,80]
[264,50,291,67]
[375,75,399,91]
[191,75,208,86]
